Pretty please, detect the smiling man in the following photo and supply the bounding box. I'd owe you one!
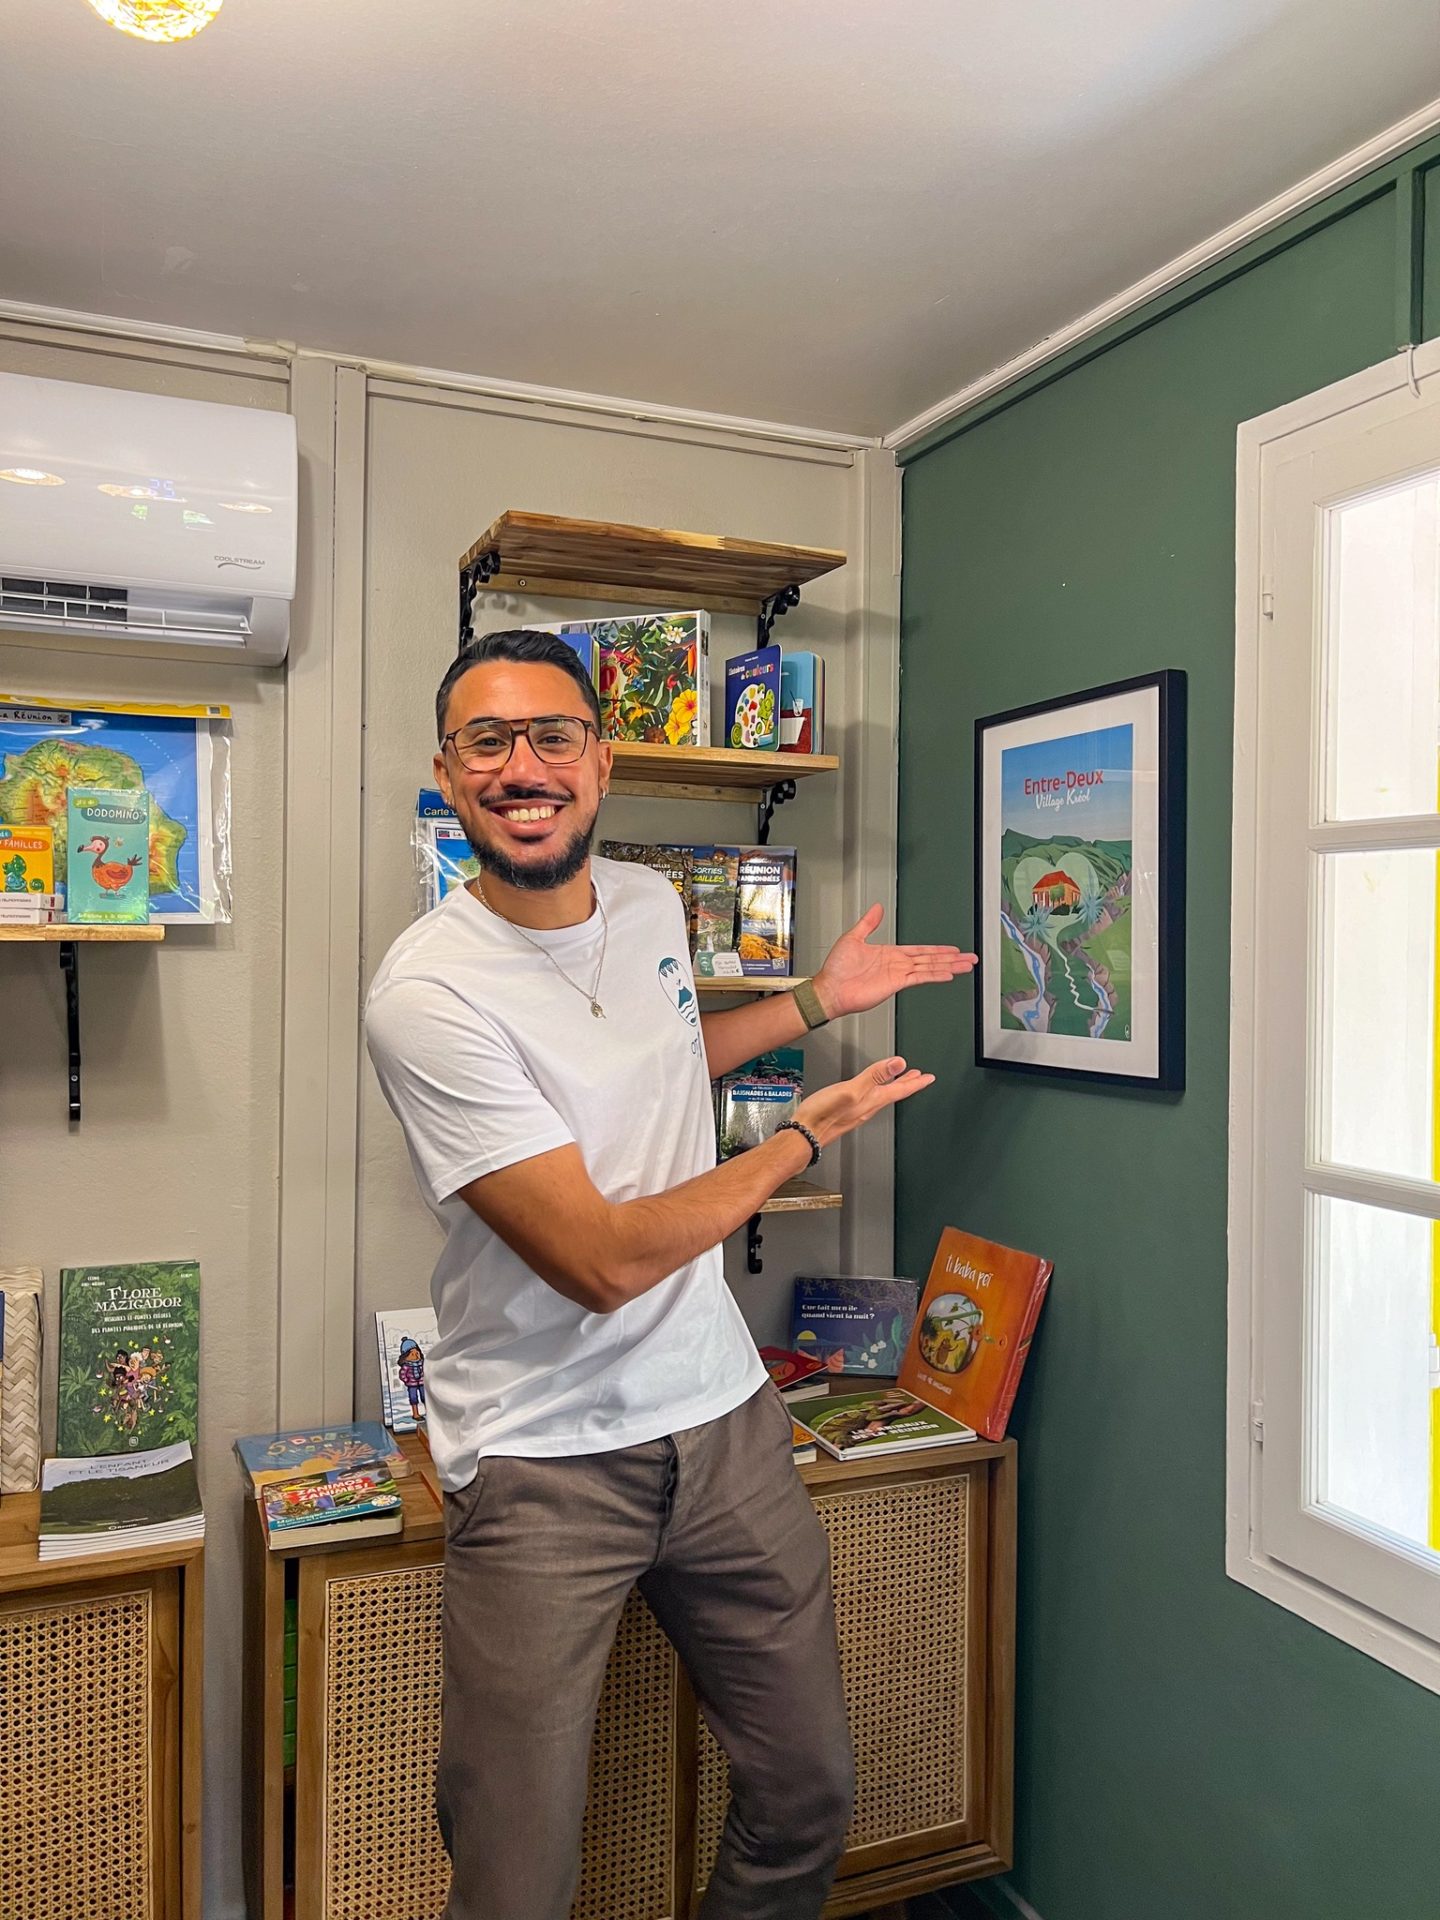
[364,628,974,1920]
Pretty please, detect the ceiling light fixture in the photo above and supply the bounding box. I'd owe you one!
[84,0,225,44]
[98,482,188,503]
[219,500,272,514]
[0,467,65,486]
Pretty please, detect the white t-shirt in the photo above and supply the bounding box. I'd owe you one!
[364,856,765,1491]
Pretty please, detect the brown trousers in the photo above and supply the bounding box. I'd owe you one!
[437,1381,855,1920]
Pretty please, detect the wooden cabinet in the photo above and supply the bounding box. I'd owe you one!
[0,1507,204,1920]
[242,1435,1014,1919]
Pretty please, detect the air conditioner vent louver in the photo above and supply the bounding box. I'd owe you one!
[0,576,252,642]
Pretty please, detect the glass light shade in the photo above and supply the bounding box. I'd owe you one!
[85,0,225,43]
[0,468,65,486]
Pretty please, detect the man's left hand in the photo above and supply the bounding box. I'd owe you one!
[812,905,977,1020]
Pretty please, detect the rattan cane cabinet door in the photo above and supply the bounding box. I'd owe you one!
[295,1551,681,1920]
[0,1572,180,1920]
[693,1460,986,1899]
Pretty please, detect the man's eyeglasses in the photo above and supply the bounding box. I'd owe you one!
[441,714,599,773]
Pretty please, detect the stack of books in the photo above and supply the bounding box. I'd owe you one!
[233,1422,409,1551]
[38,1441,205,1560]
[758,1346,830,1465]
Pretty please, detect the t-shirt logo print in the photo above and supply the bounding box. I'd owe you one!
[658,956,700,1051]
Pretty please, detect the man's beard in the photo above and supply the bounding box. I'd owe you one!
[465,803,597,892]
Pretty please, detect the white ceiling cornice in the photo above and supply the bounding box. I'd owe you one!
[885,90,1440,453]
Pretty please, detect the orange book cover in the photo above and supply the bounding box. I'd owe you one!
[897,1226,1053,1440]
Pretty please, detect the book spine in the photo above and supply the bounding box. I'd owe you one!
[695,613,711,747]
[986,1264,1054,1440]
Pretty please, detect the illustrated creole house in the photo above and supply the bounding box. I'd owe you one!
[1031,870,1081,912]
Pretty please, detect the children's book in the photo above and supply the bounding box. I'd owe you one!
[759,1346,830,1402]
[0,823,54,897]
[261,1459,404,1548]
[724,646,781,750]
[233,1421,410,1496]
[736,845,796,975]
[38,1440,205,1559]
[56,1261,200,1456]
[792,1389,976,1462]
[65,787,151,923]
[375,1307,438,1432]
[779,652,825,754]
[791,1275,922,1377]
[534,612,710,746]
[791,1422,818,1465]
[897,1226,1054,1441]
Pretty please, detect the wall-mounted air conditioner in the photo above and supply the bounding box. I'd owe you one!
[0,371,297,665]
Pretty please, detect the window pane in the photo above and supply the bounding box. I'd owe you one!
[1311,1194,1437,1557]
[1324,472,1440,820]
[1319,849,1437,1183]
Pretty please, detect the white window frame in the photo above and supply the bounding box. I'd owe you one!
[1231,338,1440,1696]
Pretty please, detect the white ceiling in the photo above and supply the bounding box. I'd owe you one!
[2,0,1439,437]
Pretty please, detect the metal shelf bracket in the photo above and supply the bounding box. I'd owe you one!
[746,1213,764,1274]
[756,778,798,846]
[756,583,801,648]
[59,940,81,1123]
[458,548,502,648]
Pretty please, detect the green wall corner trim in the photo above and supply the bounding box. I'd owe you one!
[898,133,1440,467]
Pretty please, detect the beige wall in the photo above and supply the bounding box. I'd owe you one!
[355,381,900,1402]
[0,323,287,1918]
[0,329,899,1919]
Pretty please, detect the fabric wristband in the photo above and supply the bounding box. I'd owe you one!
[792,977,829,1031]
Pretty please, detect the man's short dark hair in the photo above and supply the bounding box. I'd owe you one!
[435,629,602,742]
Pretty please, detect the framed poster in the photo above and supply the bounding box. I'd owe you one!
[975,669,1186,1090]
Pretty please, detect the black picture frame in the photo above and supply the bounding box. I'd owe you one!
[973,669,1186,1090]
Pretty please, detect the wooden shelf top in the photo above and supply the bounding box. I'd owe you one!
[460,510,846,616]
[608,740,837,801]
[0,923,166,943]
[0,1488,203,1594]
[759,1180,842,1215]
[694,975,807,995]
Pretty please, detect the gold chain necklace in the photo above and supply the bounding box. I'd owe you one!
[471,877,609,1018]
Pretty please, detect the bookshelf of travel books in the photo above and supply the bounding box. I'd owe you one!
[458,511,849,1268]
[241,1424,1016,1920]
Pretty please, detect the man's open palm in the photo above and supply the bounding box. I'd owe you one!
[815,904,976,1019]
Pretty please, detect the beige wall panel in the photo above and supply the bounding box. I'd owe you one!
[357,388,876,1397]
[0,332,285,1920]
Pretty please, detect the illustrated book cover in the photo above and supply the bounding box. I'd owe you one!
[534,612,710,746]
[64,787,151,923]
[758,1345,827,1394]
[791,1389,975,1462]
[724,645,781,750]
[57,1260,200,1455]
[791,1274,922,1376]
[38,1440,205,1558]
[779,652,825,754]
[375,1307,438,1433]
[898,1225,1054,1441]
[233,1421,410,1494]
[261,1458,403,1546]
[0,823,54,897]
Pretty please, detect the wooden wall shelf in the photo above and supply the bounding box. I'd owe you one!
[0,923,166,942]
[760,1180,841,1214]
[459,510,846,617]
[608,741,838,802]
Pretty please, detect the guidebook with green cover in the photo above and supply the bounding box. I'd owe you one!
[38,1440,205,1560]
[57,1260,200,1455]
[791,1387,976,1462]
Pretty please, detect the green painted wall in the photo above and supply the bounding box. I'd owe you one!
[897,160,1440,1920]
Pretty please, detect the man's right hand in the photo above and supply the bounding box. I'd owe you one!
[793,1056,936,1150]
